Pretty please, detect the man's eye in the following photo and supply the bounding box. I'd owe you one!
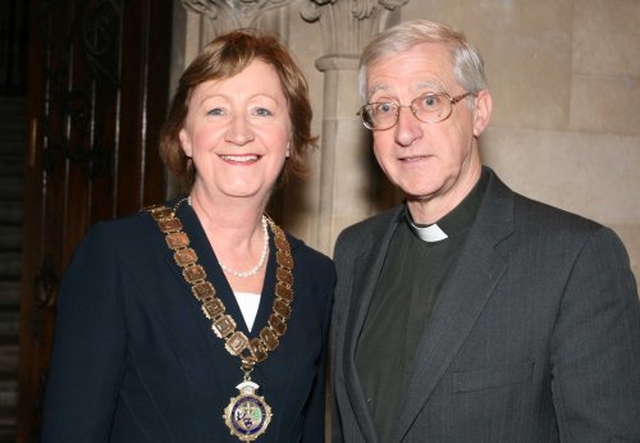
[375,103,396,115]
[421,94,440,108]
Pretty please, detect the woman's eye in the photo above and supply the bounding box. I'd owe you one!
[206,108,225,116]
[254,107,272,117]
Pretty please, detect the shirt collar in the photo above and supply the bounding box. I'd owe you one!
[405,170,489,243]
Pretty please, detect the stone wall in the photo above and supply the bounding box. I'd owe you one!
[398,0,640,279]
[171,0,640,280]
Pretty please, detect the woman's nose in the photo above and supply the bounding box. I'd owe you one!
[225,114,255,145]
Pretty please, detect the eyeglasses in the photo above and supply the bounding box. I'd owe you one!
[358,91,474,131]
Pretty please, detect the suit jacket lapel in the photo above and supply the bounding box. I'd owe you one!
[342,207,404,442]
[392,171,515,442]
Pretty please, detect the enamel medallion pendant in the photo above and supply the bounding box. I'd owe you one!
[223,380,273,441]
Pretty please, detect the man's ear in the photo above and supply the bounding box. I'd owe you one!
[472,89,492,137]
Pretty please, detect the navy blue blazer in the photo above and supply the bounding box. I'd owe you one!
[42,202,335,442]
[331,168,640,442]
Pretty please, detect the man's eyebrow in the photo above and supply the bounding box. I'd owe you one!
[367,84,389,97]
[414,81,444,92]
[368,81,445,99]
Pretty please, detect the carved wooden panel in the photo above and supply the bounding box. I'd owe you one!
[17,0,172,440]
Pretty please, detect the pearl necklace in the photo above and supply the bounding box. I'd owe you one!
[179,196,270,278]
[218,215,269,278]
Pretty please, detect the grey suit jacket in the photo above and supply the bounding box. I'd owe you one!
[331,168,640,443]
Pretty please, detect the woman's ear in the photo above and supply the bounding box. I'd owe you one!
[178,128,192,158]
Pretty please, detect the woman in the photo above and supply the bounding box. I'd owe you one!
[41,30,335,442]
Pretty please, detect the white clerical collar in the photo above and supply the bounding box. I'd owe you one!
[409,220,449,243]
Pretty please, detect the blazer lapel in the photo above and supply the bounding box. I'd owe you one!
[391,171,515,442]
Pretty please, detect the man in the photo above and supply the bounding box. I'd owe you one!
[331,19,640,443]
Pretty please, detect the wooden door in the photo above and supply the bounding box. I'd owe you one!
[17,0,172,440]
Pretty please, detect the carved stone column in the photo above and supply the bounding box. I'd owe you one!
[182,0,294,39]
[301,0,409,253]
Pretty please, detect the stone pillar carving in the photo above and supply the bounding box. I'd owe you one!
[182,0,295,46]
[301,0,408,54]
[301,0,409,253]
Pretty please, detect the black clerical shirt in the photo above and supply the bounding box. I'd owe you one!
[355,172,488,442]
